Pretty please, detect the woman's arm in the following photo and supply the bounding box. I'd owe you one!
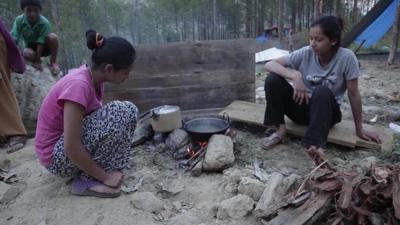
[63,101,123,186]
[265,57,309,105]
[264,57,298,80]
[346,79,381,143]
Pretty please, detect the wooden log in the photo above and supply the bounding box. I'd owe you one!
[254,173,298,219]
[191,158,203,177]
[262,192,332,225]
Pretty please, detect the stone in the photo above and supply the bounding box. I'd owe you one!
[159,176,185,197]
[202,135,234,172]
[238,177,266,201]
[0,153,10,171]
[130,192,164,213]
[165,129,190,152]
[131,119,154,147]
[0,183,21,204]
[11,65,58,136]
[130,168,158,193]
[217,194,255,220]
[191,159,203,177]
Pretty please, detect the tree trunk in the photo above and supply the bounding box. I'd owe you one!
[213,0,217,39]
[388,6,400,65]
[278,0,284,41]
[298,0,303,32]
[291,0,297,31]
[314,0,322,20]
[135,0,142,43]
[99,0,113,35]
[258,0,266,35]
[246,1,252,38]
[352,0,359,21]
[49,0,69,70]
[332,0,337,15]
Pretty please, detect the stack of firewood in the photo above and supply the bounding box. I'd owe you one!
[257,148,400,225]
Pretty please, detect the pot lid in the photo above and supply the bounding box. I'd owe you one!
[153,105,180,114]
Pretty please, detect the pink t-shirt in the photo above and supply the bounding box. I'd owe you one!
[35,65,104,167]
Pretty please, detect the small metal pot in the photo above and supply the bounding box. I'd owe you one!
[183,113,230,142]
[140,105,182,133]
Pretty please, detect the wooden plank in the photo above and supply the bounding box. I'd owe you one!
[104,39,255,112]
[220,100,393,152]
[263,193,332,225]
[105,84,254,111]
[106,70,253,91]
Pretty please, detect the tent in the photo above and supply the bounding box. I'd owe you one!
[255,47,289,63]
[343,0,400,48]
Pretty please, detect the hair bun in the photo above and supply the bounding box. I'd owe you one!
[86,29,97,50]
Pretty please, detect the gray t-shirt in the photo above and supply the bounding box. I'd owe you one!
[284,46,360,104]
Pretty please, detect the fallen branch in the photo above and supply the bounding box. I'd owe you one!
[295,160,328,197]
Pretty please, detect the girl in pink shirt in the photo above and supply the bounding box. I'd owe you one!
[35,29,137,198]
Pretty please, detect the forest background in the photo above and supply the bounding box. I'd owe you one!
[0,0,393,71]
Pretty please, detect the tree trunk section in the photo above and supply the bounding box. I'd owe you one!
[388,6,400,65]
[278,0,284,42]
[49,0,68,70]
[314,0,322,20]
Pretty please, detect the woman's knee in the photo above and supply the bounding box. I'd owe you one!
[107,101,138,125]
[265,73,286,89]
[312,86,334,100]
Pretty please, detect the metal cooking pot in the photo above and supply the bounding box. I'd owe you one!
[183,113,230,142]
[140,105,182,133]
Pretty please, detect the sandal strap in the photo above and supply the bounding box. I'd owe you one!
[268,132,282,141]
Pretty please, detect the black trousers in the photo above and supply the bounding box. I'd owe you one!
[263,73,342,148]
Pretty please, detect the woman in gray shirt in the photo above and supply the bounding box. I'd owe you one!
[262,15,381,153]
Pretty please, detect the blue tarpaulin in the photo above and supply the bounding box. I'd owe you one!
[354,0,400,48]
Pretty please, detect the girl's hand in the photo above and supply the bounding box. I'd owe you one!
[33,61,43,71]
[103,171,124,188]
[357,129,382,144]
[292,71,309,105]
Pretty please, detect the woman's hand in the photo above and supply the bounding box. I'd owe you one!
[103,171,124,188]
[292,71,309,105]
[357,129,382,144]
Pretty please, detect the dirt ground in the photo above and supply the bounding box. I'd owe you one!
[0,55,399,225]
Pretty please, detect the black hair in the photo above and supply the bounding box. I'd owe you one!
[20,0,42,11]
[311,15,343,51]
[85,29,136,71]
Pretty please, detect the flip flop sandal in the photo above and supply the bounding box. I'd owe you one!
[264,127,277,136]
[261,132,283,150]
[6,136,27,153]
[71,177,121,198]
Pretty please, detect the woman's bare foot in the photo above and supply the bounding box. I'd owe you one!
[89,184,120,194]
[261,125,287,150]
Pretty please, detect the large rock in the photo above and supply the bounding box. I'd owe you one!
[217,194,255,220]
[238,177,266,201]
[129,192,165,213]
[165,129,190,152]
[12,66,58,136]
[202,135,234,172]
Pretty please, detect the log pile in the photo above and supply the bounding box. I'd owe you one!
[306,148,400,225]
[258,148,400,225]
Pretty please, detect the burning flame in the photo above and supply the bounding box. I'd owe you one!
[198,141,207,148]
[186,148,196,157]
[186,141,208,158]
